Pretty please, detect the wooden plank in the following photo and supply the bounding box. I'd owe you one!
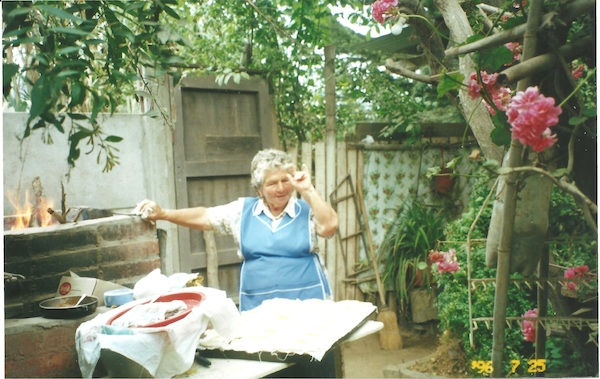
[346,146,360,301]
[185,161,249,177]
[288,145,298,166]
[189,250,241,267]
[355,147,365,302]
[335,142,348,301]
[205,136,262,161]
[172,75,192,273]
[301,143,312,174]
[314,142,327,278]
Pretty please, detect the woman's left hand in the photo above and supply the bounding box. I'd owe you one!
[287,164,312,194]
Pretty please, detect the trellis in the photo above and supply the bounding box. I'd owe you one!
[462,233,598,356]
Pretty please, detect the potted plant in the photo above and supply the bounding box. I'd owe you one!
[380,200,448,315]
[427,156,460,194]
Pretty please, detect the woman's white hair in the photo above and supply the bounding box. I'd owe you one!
[250,149,294,190]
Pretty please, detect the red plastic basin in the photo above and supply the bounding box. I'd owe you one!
[106,290,205,328]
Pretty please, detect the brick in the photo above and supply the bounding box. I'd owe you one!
[37,350,81,378]
[100,258,161,280]
[97,217,156,242]
[4,227,98,262]
[40,326,77,352]
[29,248,99,277]
[98,240,159,263]
[4,235,33,262]
[30,229,98,255]
[5,320,85,378]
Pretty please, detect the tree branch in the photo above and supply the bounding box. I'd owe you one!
[434,0,504,162]
[497,36,593,85]
[445,0,595,57]
[384,58,453,84]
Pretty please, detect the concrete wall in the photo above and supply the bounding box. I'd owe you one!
[3,112,181,274]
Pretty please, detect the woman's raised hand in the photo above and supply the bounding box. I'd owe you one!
[287,163,312,194]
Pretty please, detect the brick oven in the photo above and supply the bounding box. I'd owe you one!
[4,214,161,377]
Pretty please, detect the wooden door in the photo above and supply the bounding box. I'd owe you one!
[172,75,277,299]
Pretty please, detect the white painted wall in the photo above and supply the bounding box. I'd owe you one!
[2,112,181,274]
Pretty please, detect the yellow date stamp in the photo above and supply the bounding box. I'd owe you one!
[470,359,546,374]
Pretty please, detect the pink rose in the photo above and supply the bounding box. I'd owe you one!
[508,86,562,152]
[521,308,538,342]
[564,265,590,291]
[372,0,398,24]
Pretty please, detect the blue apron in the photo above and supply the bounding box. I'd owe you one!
[238,197,331,311]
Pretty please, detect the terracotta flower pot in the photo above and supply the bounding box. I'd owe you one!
[434,168,455,194]
[413,266,436,288]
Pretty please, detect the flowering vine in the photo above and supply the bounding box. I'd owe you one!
[370,0,415,36]
[561,264,598,302]
[466,70,562,153]
[563,265,591,291]
[521,308,538,342]
[428,248,460,274]
[371,0,399,24]
[506,86,562,152]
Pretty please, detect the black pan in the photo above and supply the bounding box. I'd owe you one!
[39,295,98,319]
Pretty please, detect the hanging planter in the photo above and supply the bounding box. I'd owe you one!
[427,146,458,194]
[434,168,455,194]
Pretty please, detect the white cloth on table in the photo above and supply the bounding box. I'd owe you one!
[76,287,240,378]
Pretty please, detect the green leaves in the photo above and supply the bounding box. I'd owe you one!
[437,72,464,97]
[35,4,85,23]
[4,0,186,171]
[478,45,514,72]
[29,76,53,123]
[3,63,19,96]
[48,26,90,36]
[490,112,511,147]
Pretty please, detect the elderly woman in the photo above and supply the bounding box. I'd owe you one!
[136,148,338,311]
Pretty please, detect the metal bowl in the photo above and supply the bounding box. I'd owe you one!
[39,295,98,319]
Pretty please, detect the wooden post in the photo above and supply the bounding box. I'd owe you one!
[325,44,337,297]
[203,231,220,289]
[491,0,543,375]
[315,142,327,269]
[535,244,549,375]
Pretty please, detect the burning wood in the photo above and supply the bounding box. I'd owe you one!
[6,177,56,230]
[29,177,53,228]
[47,208,67,224]
[6,178,86,230]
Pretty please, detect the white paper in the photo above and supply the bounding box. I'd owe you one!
[199,298,377,361]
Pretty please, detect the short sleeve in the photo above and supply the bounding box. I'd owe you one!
[207,198,244,238]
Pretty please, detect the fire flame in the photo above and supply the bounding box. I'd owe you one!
[6,189,56,230]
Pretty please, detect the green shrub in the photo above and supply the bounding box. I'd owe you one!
[436,165,597,377]
[380,200,448,315]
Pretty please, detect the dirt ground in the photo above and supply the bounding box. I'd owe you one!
[341,324,470,378]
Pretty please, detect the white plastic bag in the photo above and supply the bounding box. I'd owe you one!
[134,269,201,300]
[133,269,169,300]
